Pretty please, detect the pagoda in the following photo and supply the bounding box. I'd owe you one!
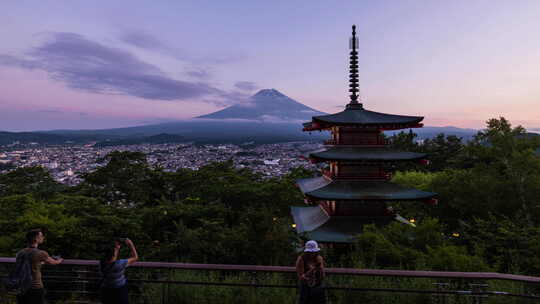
[291,25,437,243]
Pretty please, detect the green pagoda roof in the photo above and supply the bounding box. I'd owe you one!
[291,205,330,233]
[291,206,393,243]
[297,176,436,201]
[306,105,423,128]
[306,147,426,162]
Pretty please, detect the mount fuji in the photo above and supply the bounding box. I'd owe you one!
[198,89,326,121]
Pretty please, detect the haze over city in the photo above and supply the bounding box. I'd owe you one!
[1,0,539,131]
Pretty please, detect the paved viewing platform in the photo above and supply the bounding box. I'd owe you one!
[1,257,539,303]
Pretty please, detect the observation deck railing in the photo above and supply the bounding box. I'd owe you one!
[1,258,540,303]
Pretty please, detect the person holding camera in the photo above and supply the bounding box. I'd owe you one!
[99,238,138,304]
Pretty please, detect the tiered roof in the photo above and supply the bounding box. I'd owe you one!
[292,206,393,243]
[306,147,426,162]
[297,176,436,201]
[304,106,424,131]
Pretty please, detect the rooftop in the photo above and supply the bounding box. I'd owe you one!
[306,147,427,162]
[291,205,395,243]
[297,176,436,201]
[309,106,424,127]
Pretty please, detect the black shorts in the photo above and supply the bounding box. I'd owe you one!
[298,282,327,304]
[17,288,45,304]
[101,285,130,304]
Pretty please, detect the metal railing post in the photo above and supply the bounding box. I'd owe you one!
[470,283,488,304]
[161,268,167,304]
[166,268,172,304]
[249,271,259,301]
[80,265,87,302]
[432,282,449,304]
[523,282,540,304]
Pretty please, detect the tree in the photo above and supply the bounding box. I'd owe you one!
[76,151,168,207]
[421,134,464,171]
[461,216,540,275]
[388,130,419,152]
[464,117,540,224]
[0,194,78,256]
[0,166,63,199]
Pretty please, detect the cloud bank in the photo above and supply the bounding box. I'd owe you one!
[119,29,244,65]
[0,32,251,105]
[234,81,258,92]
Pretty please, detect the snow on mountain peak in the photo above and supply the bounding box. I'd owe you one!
[253,88,287,98]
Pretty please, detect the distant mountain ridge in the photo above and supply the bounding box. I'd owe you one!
[0,131,116,145]
[0,88,493,145]
[94,133,185,147]
[386,126,478,141]
[2,124,480,146]
[198,89,326,121]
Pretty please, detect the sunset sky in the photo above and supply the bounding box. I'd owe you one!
[1,0,539,131]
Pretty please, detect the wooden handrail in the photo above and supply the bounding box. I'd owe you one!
[1,258,540,283]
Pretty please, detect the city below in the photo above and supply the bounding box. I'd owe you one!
[0,141,321,185]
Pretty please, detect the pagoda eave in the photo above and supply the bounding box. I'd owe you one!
[305,148,427,162]
[303,122,424,132]
[379,123,424,131]
[291,206,396,243]
[304,194,435,202]
[311,108,424,127]
[297,177,437,201]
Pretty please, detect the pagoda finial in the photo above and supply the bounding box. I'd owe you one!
[347,25,362,109]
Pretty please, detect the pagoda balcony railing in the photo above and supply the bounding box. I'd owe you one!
[1,258,540,304]
[333,174,392,181]
[324,139,389,146]
[321,169,392,181]
[322,169,332,179]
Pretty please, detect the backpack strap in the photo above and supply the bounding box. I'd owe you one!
[15,248,34,261]
[21,248,38,262]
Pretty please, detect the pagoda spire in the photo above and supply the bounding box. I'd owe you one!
[347,25,362,109]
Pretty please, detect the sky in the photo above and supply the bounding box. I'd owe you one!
[1,0,539,131]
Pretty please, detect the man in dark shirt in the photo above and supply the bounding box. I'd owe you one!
[16,229,63,304]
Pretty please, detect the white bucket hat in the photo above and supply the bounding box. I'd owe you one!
[304,240,320,252]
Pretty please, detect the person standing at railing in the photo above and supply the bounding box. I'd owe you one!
[295,240,327,304]
[16,228,64,304]
[99,238,138,304]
